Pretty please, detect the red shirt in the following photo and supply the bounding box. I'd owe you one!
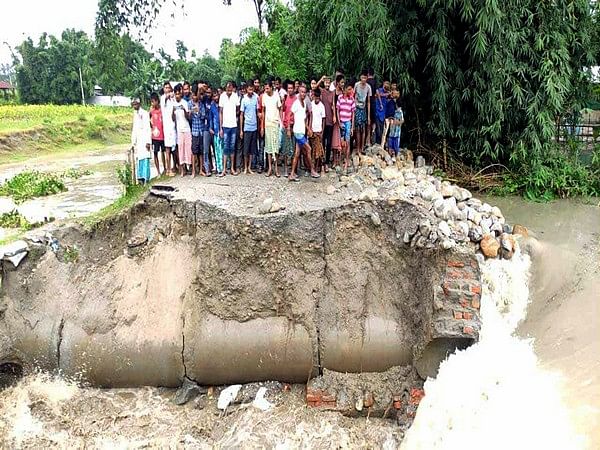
[150,107,164,141]
[282,94,297,129]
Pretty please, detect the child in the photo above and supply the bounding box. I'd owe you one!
[189,89,205,177]
[289,86,319,181]
[354,70,372,155]
[337,84,356,174]
[149,92,165,176]
[172,84,192,177]
[388,98,404,156]
[130,98,152,184]
[309,88,326,174]
[209,91,223,174]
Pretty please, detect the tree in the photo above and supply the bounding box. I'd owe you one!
[16,30,95,104]
[223,0,266,33]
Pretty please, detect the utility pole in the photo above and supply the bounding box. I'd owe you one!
[79,66,86,106]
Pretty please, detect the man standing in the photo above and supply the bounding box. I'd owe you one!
[260,80,282,177]
[131,98,152,184]
[366,68,377,146]
[320,76,336,172]
[240,81,259,175]
[280,80,297,177]
[161,81,177,176]
[354,70,372,155]
[288,86,320,181]
[219,81,240,176]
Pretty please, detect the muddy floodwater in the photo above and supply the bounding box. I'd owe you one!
[0,145,598,448]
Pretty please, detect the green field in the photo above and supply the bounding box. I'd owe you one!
[0,104,131,162]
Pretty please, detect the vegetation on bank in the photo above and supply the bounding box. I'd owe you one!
[0,169,92,203]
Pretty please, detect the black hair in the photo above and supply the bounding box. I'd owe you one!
[247,80,255,88]
[265,79,274,88]
[183,81,190,87]
[253,76,260,82]
[150,92,159,102]
[163,81,172,88]
[367,67,374,76]
[284,79,293,89]
[174,83,183,93]
[310,75,318,83]
[226,81,234,88]
[335,74,345,84]
[275,76,282,83]
[382,76,390,83]
[191,82,198,94]
[294,79,300,84]
[313,88,321,97]
[360,69,368,77]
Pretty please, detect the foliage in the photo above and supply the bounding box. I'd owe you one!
[117,162,134,193]
[0,210,32,230]
[62,245,80,263]
[16,30,95,104]
[0,171,67,203]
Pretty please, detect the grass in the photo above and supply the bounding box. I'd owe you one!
[0,168,94,203]
[0,105,130,134]
[0,210,32,229]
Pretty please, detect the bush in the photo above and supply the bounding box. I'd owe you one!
[0,210,32,229]
[0,170,66,203]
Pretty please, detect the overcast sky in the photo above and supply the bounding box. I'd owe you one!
[0,0,258,66]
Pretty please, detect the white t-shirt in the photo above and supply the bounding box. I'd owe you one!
[278,88,287,100]
[219,92,240,128]
[161,94,175,127]
[310,101,326,133]
[262,93,281,126]
[173,99,190,133]
[291,98,307,134]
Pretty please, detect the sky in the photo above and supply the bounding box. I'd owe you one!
[0,0,258,66]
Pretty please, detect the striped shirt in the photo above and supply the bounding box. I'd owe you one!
[337,95,356,123]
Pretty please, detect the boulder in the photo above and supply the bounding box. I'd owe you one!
[512,224,529,237]
[480,234,500,258]
[173,378,207,405]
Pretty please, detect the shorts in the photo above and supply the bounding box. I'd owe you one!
[388,136,400,154]
[280,128,295,158]
[192,135,202,155]
[243,130,258,157]
[152,139,165,155]
[294,133,307,147]
[355,107,367,128]
[222,127,237,156]
[164,125,176,148]
[341,121,352,142]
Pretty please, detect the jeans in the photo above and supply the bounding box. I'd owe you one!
[375,118,384,145]
[222,127,237,156]
[202,130,212,172]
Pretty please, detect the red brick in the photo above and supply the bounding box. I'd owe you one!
[472,297,481,309]
[459,297,470,308]
[447,260,465,268]
[409,388,425,405]
[463,312,473,320]
[446,269,465,279]
[453,311,463,320]
[306,389,322,402]
[470,284,482,295]
[321,394,336,403]
[463,325,474,335]
[393,395,402,410]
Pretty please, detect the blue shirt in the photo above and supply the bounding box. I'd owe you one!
[209,102,220,134]
[240,94,258,132]
[391,108,404,138]
[375,88,388,122]
[385,97,396,119]
[188,100,202,136]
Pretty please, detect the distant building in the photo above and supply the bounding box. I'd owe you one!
[87,85,131,107]
[0,81,16,98]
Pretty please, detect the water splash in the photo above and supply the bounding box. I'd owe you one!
[402,248,586,450]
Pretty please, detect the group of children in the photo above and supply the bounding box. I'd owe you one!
[130,69,404,184]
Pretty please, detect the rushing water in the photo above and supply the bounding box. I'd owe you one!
[0,196,598,449]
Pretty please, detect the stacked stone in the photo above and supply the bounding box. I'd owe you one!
[337,145,527,260]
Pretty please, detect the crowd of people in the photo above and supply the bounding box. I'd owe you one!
[130,69,404,184]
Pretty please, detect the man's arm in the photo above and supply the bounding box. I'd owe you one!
[219,106,224,138]
[239,101,245,138]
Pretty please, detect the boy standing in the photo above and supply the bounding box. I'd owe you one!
[354,70,372,155]
[388,98,404,156]
[219,81,240,177]
[375,79,390,145]
[309,89,326,175]
[189,90,205,177]
[209,91,223,174]
[150,92,165,176]
[337,84,356,173]
[172,84,192,176]
[320,76,336,172]
[280,80,297,177]
[161,82,177,176]
[240,81,259,175]
[289,86,319,181]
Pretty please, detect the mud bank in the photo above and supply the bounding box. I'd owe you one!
[0,175,482,388]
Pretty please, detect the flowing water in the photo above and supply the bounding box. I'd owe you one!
[0,178,598,448]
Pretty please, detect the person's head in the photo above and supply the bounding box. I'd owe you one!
[150,92,160,108]
[391,81,398,91]
[336,74,345,89]
[323,76,331,90]
[360,70,368,84]
[131,98,141,111]
[226,81,234,95]
[253,76,260,91]
[205,87,212,98]
[383,79,391,92]
[183,81,191,97]
[274,77,281,89]
[313,88,321,104]
[286,80,295,96]
[345,84,353,97]
[246,80,254,97]
[294,79,300,90]
[174,84,183,101]
[368,67,375,77]
[191,82,198,96]
[212,91,219,103]
[264,80,273,95]
[391,87,400,99]
[298,85,306,100]
[310,77,318,91]
[192,90,198,103]
[217,87,223,96]
[163,81,173,95]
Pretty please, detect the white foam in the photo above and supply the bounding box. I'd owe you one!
[402,249,585,450]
